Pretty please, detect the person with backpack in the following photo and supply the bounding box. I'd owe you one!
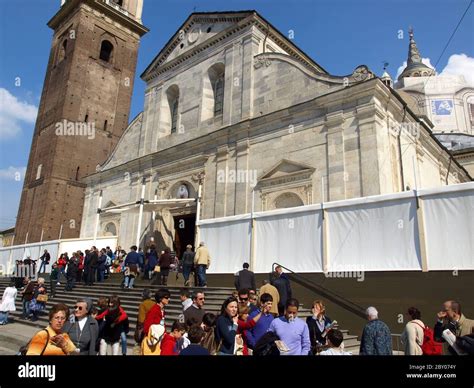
[401,307,427,355]
[181,245,195,286]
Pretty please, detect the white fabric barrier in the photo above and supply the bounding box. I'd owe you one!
[58,237,118,257]
[325,192,422,271]
[0,250,11,275]
[254,205,323,273]
[420,186,474,270]
[198,214,251,274]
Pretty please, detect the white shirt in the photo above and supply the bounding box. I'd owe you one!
[319,347,352,356]
[77,316,87,331]
[182,298,193,312]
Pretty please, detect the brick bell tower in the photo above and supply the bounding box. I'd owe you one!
[14,0,148,243]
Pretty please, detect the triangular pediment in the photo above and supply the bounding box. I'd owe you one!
[103,201,117,209]
[259,159,315,181]
[141,11,254,78]
[141,10,328,81]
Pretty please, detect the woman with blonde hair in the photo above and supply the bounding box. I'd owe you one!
[26,303,76,355]
[306,300,334,352]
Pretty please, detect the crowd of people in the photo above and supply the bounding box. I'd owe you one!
[14,241,212,292]
[2,246,473,356]
[2,278,472,356]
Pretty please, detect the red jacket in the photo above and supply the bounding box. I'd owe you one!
[160,333,178,355]
[143,304,164,335]
[237,318,257,356]
[96,306,127,323]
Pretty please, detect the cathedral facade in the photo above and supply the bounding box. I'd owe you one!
[78,11,471,253]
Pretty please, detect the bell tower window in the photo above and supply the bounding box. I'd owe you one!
[100,40,114,62]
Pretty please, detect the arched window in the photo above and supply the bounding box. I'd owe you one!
[104,222,117,236]
[100,40,113,62]
[202,63,225,121]
[213,72,225,116]
[166,85,179,134]
[170,98,179,133]
[58,39,67,62]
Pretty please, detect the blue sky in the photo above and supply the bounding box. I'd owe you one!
[0,0,473,230]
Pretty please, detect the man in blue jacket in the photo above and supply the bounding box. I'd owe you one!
[124,245,141,289]
[359,306,392,355]
[247,293,274,350]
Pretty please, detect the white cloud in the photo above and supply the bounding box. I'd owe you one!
[440,54,474,86]
[0,88,38,139]
[396,57,436,80]
[0,166,27,181]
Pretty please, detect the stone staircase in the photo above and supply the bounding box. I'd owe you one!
[0,277,360,353]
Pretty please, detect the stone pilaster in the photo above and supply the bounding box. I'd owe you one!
[325,111,345,201]
[214,145,229,217]
[241,35,259,120]
[235,140,250,214]
[357,105,381,196]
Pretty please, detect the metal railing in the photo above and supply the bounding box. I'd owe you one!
[271,262,367,319]
[391,334,404,355]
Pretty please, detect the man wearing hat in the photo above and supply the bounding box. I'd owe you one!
[63,297,99,355]
[181,245,195,287]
